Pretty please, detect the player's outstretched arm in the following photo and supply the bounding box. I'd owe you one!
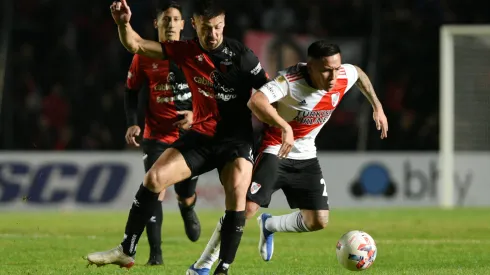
[110,0,166,59]
[354,66,388,139]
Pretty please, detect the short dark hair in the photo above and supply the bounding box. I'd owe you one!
[307,41,341,59]
[156,1,183,19]
[193,0,225,18]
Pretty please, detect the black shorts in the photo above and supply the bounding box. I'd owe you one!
[247,153,329,210]
[170,131,254,177]
[142,139,197,199]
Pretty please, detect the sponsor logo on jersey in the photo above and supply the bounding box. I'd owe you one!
[250,63,262,75]
[156,92,192,103]
[293,110,334,125]
[154,83,189,92]
[197,87,237,101]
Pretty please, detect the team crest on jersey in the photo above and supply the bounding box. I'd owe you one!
[167,72,175,83]
[195,54,204,63]
[152,63,158,70]
[250,182,261,194]
[277,75,286,83]
[331,92,340,107]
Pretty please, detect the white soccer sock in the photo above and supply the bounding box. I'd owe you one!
[194,215,224,269]
[264,211,310,233]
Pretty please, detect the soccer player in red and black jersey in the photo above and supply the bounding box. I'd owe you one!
[86,0,269,273]
[123,2,201,266]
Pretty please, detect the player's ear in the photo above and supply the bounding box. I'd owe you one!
[181,19,185,31]
[191,17,196,30]
[153,19,158,29]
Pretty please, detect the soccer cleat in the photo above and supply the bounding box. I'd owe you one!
[85,245,134,268]
[258,213,274,261]
[186,263,211,275]
[145,253,163,266]
[213,260,229,275]
[180,202,201,242]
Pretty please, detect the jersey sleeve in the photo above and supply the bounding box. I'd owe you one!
[342,64,359,92]
[241,49,269,90]
[161,40,189,66]
[256,74,289,104]
[126,54,144,90]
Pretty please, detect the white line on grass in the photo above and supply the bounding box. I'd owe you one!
[379,239,490,245]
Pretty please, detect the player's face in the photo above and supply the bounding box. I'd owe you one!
[307,53,342,91]
[192,14,225,51]
[154,8,184,42]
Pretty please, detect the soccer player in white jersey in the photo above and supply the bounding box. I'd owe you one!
[186,41,388,274]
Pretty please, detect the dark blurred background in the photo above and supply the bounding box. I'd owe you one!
[1,0,489,151]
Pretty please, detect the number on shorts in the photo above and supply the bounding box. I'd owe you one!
[320,178,328,197]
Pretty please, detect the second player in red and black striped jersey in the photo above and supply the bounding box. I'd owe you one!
[127,54,191,143]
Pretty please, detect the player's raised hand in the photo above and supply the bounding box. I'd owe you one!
[173,110,194,130]
[373,109,388,139]
[125,125,141,147]
[278,125,294,159]
[110,0,132,25]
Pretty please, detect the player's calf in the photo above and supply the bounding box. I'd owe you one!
[214,158,252,274]
[301,209,329,231]
[175,177,201,242]
[245,199,260,220]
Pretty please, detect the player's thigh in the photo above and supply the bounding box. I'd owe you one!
[246,152,281,208]
[145,132,211,189]
[142,139,169,172]
[170,131,216,177]
[144,148,191,190]
[282,158,329,211]
[173,175,198,199]
[217,140,255,191]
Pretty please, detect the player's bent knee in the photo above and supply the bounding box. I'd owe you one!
[302,210,329,231]
[245,200,260,220]
[144,168,165,192]
[144,148,192,192]
[221,158,253,193]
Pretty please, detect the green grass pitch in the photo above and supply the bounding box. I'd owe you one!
[1,208,490,274]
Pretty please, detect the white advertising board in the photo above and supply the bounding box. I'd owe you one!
[0,152,487,211]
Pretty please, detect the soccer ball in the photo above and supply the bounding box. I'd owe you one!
[336,230,377,271]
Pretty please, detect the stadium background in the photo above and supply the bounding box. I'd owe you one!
[1,1,490,274]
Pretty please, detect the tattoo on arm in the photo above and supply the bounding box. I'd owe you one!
[354,66,382,110]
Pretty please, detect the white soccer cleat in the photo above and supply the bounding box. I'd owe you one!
[257,213,274,261]
[85,245,135,269]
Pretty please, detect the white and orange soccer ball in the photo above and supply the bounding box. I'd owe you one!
[336,230,377,271]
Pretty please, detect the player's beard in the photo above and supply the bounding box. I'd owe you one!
[203,35,222,50]
[165,31,178,41]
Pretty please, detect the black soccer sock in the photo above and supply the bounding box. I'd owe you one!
[121,184,160,256]
[217,210,246,268]
[146,200,163,255]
